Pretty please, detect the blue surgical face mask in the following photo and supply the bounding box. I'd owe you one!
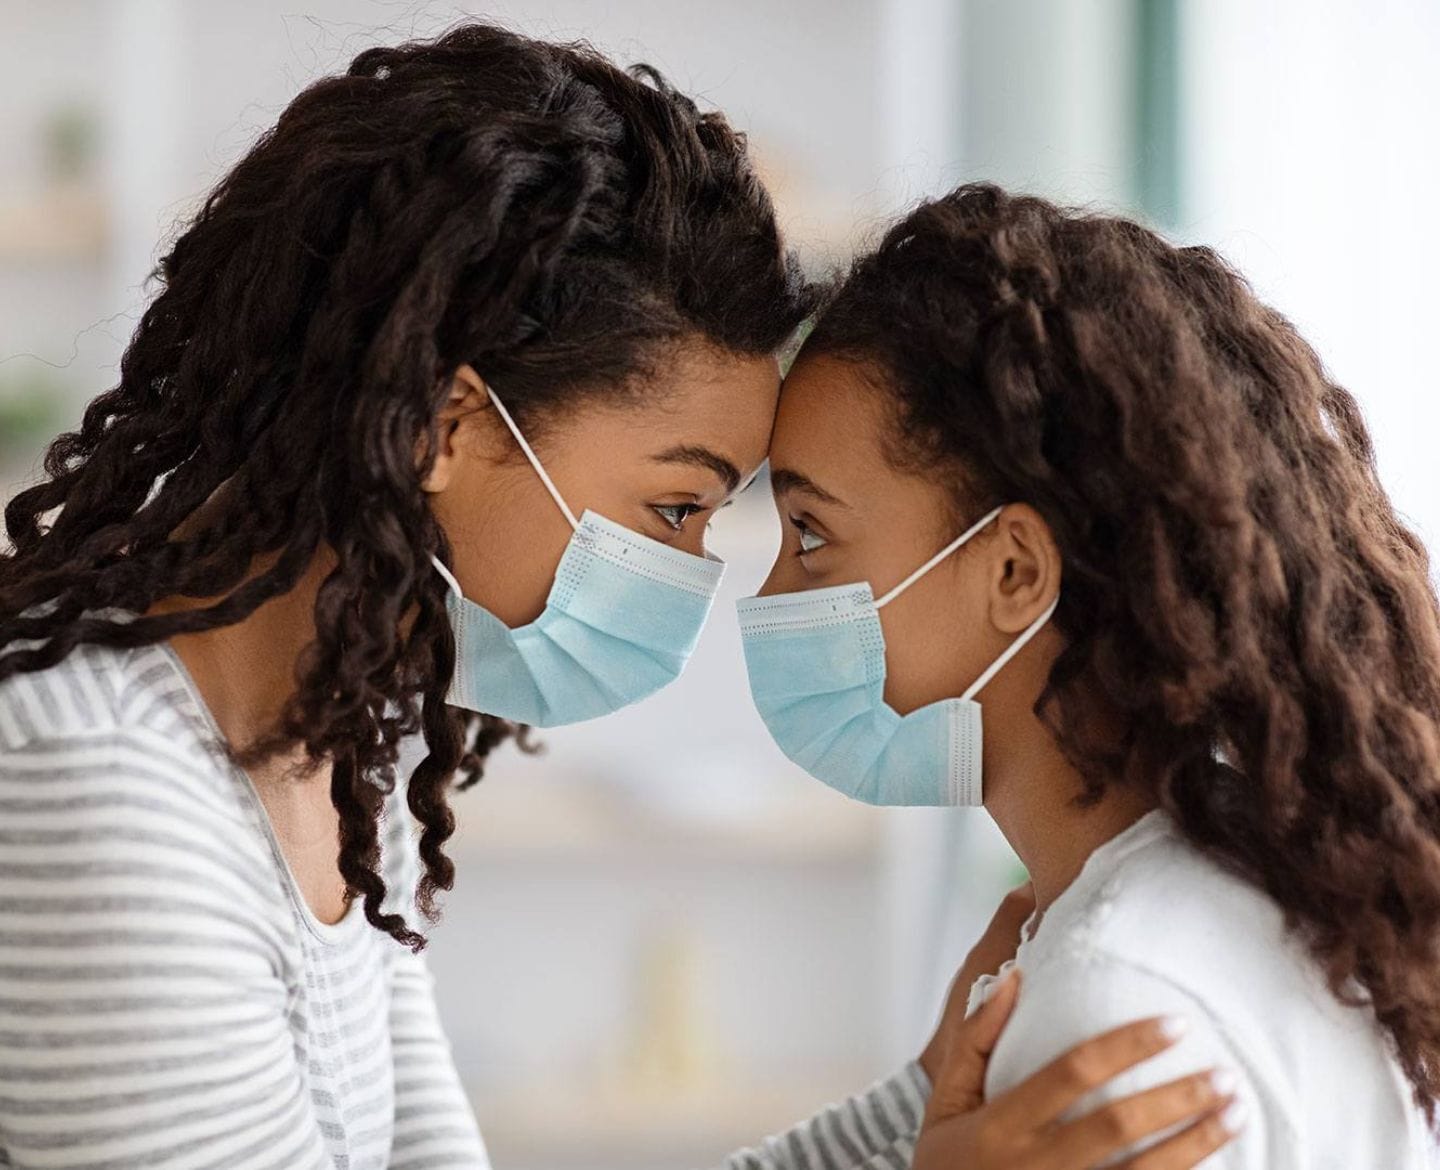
[736,505,1058,806]
[431,386,725,727]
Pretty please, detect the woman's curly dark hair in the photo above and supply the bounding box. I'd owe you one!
[806,182,1440,1119]
[0,23,814,950]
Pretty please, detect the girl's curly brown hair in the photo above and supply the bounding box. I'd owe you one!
[806,182,1440,1120]
[0,23,813,950]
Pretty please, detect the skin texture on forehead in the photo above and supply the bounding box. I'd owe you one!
[426,338,781,628]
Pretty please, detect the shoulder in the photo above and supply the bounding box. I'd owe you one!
[0,635,199,748]
[1027,815,1306,1005]
[987,816,1298,1157]
[2,639,257,822]
[987,945,1278,1167]
[1006,816,1306,1081]
[0,643,290,941]
[987,814,1412,1165]
[0,720,283,909]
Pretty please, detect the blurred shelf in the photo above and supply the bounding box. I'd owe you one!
[0,186,108,260]
[450,777,882,865]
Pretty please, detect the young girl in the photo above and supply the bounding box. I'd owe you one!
[742,182,1440,1167]
[0,25,1230,1170]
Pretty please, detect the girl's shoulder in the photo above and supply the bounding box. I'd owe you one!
[1022,811,1302,1003]
[1000,811,1429,1167]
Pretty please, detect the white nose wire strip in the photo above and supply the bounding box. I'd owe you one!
[961,593,1060,702]
[874,505,1005,610]
[486,384,580,532]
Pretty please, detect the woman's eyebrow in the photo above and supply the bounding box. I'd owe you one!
[770,467,849,508]
[651,445,742,493]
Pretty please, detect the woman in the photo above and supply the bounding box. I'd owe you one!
[0,24,1233,1169]
[741,182,1440,1167]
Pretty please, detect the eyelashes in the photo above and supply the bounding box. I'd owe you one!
[788,515,828,553]
[654,503,705,530]
[653,499,733,532]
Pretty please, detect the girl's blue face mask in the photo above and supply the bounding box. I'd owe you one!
[432,387,725,728]
[736,506,1058,807]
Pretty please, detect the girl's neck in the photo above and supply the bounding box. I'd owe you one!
[980,686,1158,912]
[989,777,1157,913]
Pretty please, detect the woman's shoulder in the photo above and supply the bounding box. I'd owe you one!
[0,637,280,887]
[0,635,247,811]
[0,628,199,751]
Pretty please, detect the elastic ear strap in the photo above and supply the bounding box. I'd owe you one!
[486,384,580,531]
[961,593,1061,702]
[875,505,1005,610]
[430,554,463,599]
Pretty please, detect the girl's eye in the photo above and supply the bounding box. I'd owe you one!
[653,503,704,531]
[789,515,828,554]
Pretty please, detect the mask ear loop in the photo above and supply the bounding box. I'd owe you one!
[431,556,464,599]
[870,502,1060,701]
[429,381,581,599]
[960,592,1060,702]
[874,505,1005,610]
[485,385,580,532]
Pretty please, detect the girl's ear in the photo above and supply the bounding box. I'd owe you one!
[990,504,1062,634]
[421,364,492,493]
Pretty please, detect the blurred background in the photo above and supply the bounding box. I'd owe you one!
[2,1,1437,1167]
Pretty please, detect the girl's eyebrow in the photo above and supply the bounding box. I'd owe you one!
[651,444,742,494]
[770,466,850,508]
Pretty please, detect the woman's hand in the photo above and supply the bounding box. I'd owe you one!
[920,880,1036,1082]
[913,970,1241,1170]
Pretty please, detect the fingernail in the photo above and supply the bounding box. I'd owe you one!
[1210,1068,1238,1096]
[1221,1098,1248,1133]
[1159,1015,1190,1041]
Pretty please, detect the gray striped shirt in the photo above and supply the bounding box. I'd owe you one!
[0,636,929,1169]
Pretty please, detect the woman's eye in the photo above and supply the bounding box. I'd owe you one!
[653,503,703,531]
[789,516,828,554]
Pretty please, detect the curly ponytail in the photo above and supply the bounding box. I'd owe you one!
[807,182,1440,1119]
[0,23,814,949]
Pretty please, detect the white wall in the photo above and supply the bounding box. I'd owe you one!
[959,0,1138,210]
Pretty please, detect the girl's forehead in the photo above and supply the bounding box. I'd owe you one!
[766,368,919,523]
[772,357,895,468]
